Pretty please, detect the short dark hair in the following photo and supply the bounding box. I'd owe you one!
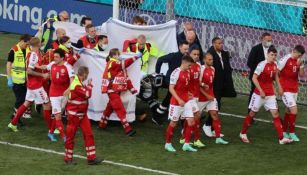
[132,15,146,24]
[59,36,70,44]
[182,55,194,63]
[20,34,32,42]
[212,37,222,44]
[54,48,65,58]
[294,45,305,55]
[261,32,271,40]
[85,24,95,29]
[98,35,108,40]
[81,16,92,26]
[189,44,200,53]
[203,52,213,59]
[268,46,277,54]
[179,40,189,47]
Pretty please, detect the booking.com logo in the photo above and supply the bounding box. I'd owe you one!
[0,0,86,30]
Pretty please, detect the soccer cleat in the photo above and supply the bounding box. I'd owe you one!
[47,133,57,142]
[65,160,77,165]
[193,140,206,148]
[283,132,290,139]
[165,143,176,152]
[8,123,18,132]
[279,138,293,145]
[182,143,197,152]
[289,133,300,142]
[54,128,60,134]
[179,138,185,144]
[239,133,250,143]
[212,131,224,138]
[88,158,103,165]
[215,138,229,145]
[126,130,136,137]
[203,124,213,137]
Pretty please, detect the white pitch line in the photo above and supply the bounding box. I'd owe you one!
[0,74,7,77]
[220,112,307,130]
[0,141,179,175]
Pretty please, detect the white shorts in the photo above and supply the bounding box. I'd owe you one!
[248,93,277,112]
[50,96,68,114]
[282,92,298,108]
[25,87,49,105]
[188,98,200,113]
[168,103,194,122]
[198,98,218,112]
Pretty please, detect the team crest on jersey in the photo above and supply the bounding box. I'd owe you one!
[61,69,65,74]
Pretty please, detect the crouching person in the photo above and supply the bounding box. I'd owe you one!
[64,66,102,165]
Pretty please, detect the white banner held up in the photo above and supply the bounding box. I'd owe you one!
[103,18,178,74]
[73,48,141,122]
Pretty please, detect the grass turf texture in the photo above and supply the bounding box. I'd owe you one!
[0,33,307,175]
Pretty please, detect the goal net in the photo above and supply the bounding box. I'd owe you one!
[118,0,307,105]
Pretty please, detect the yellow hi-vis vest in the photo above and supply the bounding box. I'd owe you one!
[11,44,29,84]
[69,75,82,99]
[126,42,160,74]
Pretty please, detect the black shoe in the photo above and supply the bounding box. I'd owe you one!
[65,160,77,165]
[152,114,163,126]
[88,158,103,165]
[35,104,42,114]
[126,130,136,137]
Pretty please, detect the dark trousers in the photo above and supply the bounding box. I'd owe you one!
[12,83,27,110]
[248,80,256,112]
[161,81,171,108]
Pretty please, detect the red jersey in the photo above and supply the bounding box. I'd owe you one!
[199,66,215,102]
[47,61,74,97]
[189,63,201,98]
[254,60,277,96]
[26,51,44,90]
[278,54,299,93]
[169,68,190,105]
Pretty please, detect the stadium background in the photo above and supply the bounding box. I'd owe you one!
[1,0,307,174]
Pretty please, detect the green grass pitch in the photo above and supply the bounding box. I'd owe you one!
[0,33,307,175]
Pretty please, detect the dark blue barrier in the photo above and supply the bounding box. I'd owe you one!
[0,0,112,35]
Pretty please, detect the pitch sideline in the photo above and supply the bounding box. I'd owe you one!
[0,141,179,175]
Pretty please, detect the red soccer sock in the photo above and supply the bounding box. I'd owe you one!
[49,119,56,134]
[184,124,193,144]
[194,118,200,141]
[283,113,290,132]
[212,119,221,138]
[165,125,175,143]
[43,110,52,130]
[11,104,27,125]
[273,117,284,140]
[288,114,297,133]
[181,120,187,139]
[241,115,253,134]
[55,119,65,139]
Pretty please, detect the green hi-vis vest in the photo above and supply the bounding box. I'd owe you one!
[11,44,29,84]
